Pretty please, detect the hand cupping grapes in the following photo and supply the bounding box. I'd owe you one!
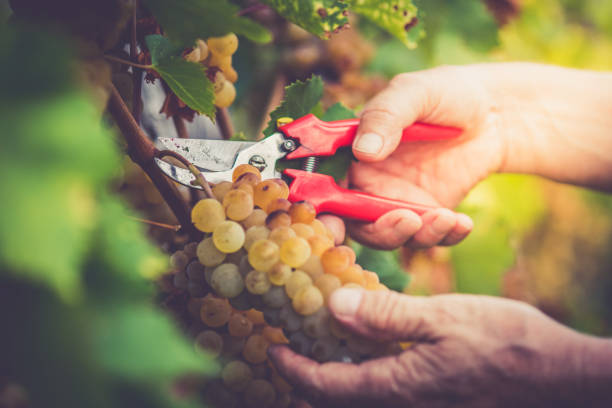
[166,164,401,408]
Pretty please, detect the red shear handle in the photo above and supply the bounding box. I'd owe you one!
[284,169,437,222]
[281,114,462,160]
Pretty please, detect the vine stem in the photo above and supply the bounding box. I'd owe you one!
[105,54,152,70]
[128,216,181,231]
[156,150,215,199]
[107,84,199,238]
[173,115,189,139]
[216,108,234,140]
[130,0,144,123]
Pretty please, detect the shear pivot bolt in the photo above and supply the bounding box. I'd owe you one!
[249,155,267,171]
[281,140,296,152]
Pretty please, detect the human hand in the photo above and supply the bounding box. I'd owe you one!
[347,65,505,249]
[269,288,611,408]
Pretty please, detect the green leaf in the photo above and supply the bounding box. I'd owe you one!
[261,0,348,38]
[263,75,324,136]
[316,102,356,181]
[353,243,409,291]
[320,102,357,121]
[348,0,424,48]
[93,304,218,380]
[143,0,271,46]
[146,35,216,119]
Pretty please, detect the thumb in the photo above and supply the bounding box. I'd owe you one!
[328,288,440,342]
[353,74,430,162]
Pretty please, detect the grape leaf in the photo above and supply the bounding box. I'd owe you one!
[93,304,218,380]
[261,0,349,38]
[146,35,215,119]
[262,75,324,136]
[353,243,409,291]
[143,0,271,46]
[347,0,425,48]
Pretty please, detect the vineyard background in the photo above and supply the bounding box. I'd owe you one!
[1,0,611,406]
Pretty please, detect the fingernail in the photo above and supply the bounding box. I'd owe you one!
[354,133,383,155]
[329,288,363,317]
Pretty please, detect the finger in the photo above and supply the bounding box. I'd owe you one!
[439,213,473,246]
[268,345,409,407]
[404,208,458,249]
[328,288,442,342]
[353,73,431,162]
[317,214,346,245]
[347,209,422,250]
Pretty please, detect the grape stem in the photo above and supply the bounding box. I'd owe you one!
[104,54,152,70]
[216,107,234,140]
[173,115,189,139]
[127,216,181,231]
[106,84,200,239]
[156,149,215,199]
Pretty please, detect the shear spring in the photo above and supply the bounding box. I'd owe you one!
[302,156,319,172]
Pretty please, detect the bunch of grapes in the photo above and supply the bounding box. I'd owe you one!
[165,164,401,408]
[185,33,239,108]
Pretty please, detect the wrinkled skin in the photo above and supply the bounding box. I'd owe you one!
[269,289,612,408]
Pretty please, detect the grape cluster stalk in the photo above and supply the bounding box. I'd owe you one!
[162,164,403,408]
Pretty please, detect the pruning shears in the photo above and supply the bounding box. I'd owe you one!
[155,114,462,222]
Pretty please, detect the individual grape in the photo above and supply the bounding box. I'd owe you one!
[266,211,292,230]
[285,270,312,298]
[243,334,270,364]
[244,225,270,251]
[244,379,276,408]
[263,326,289,344]
[201,296,232,327]
[222,360,253,392]
[228,313,254,337]
[245,269,271,295]
[253,180,283,210]
[185,44,202,62]
[187,297,203,318]
[195,330,224,357]
[330,346,361,364]
[270,178,290,199]
[262,285,290,308]
[311,336,340,362]
[314,274,341,304]
[292,285,324,316]
[338,264,366,286]
[302,308,331,339]
[204,266,215,285]
[213,181,233,202]
[347,335,377,356]
[263,307,282,327]
[245,308,265,325]
[300,254,324,280]
[310,219,329,236]
[280,236,311,268]
[364,270,380,290]
[266,198,291,213]
[222,334,246,357]
[188,281,208,297]
[337,245,357,263]
[233,172,261,189]
[289,201,316,224]
[343,282,363,289]
[279,304,302,332]
[209,52,233,72]
[267,263,292,286]
[214,78,236,108]
[229,290,252,311]
[238,254,252,277]
[248,239,279,272]
[213,221,245,253]
[223,189,254,221]
[183,241,198,259]
[173,271,189,290]
[270,372,293,393]
[272,393,292,408]
[205,381,239,408]
[197,237,226,267]
[290,223,314,239]
[321,246,351,276]
[210,263,244,298]
[224,65,238,83]
[233,164,261,183]
[208,33,239,56]
[268,226,296,246]
[288,331,313,356]
[242,208,267,229]
[170,250,189,270]
[186,260,206,283]
[191,198,225,232]
[225,248,246,265]
[308,235,334,257]
[330,317,351,339]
